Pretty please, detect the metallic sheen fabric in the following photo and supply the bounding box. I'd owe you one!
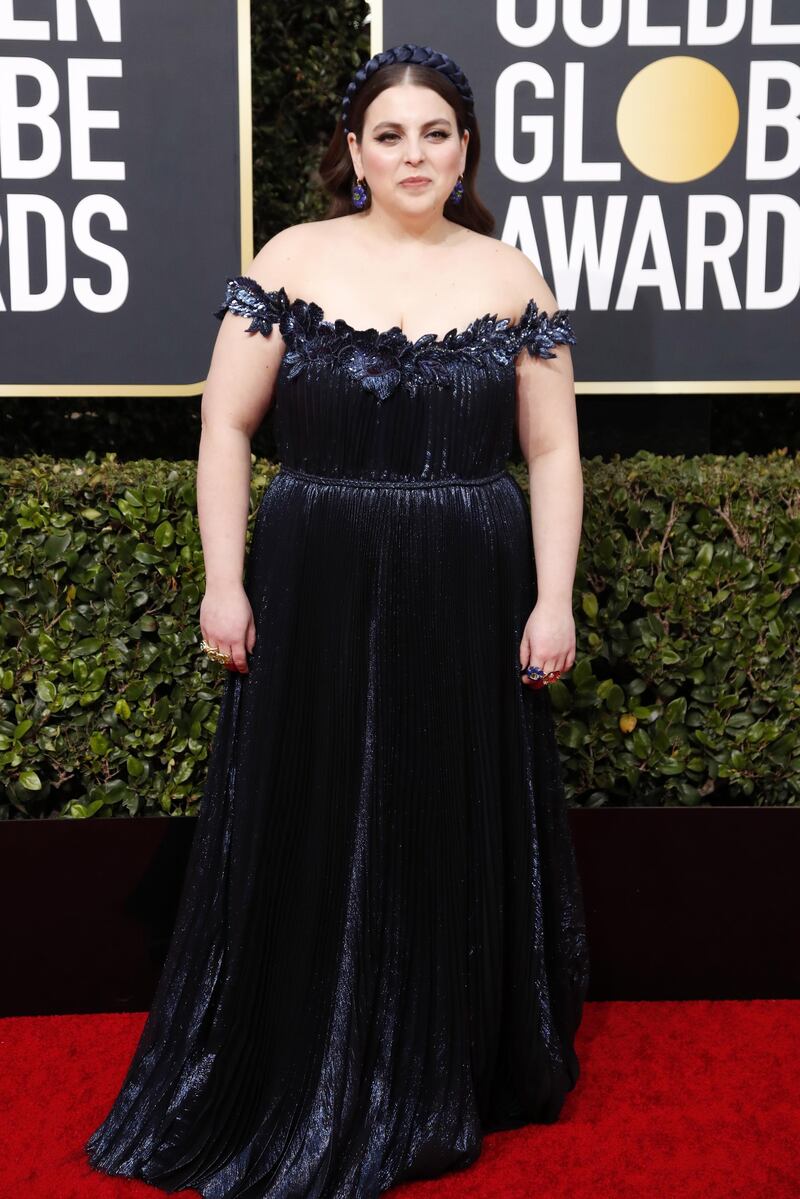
[84,276,590,1198]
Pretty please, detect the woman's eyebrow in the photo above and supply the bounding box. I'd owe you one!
[372,118,453,131]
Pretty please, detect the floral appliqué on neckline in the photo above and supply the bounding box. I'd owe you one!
[215,275,577,401]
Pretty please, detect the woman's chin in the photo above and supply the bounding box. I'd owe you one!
[395,188,440,210]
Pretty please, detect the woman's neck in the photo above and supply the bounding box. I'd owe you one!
[353,206,462,247]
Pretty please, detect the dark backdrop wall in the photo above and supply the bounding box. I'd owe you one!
[0,1,796,462]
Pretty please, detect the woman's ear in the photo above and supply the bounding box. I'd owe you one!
[347,132,363,179]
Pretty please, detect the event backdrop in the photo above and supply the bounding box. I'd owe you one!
[0,0,251,397]
[2,2,798,399]
[377,0,800,395]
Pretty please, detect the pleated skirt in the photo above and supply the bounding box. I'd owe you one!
[85,466,590,1198]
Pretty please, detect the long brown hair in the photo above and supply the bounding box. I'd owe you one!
[315,62,495,235]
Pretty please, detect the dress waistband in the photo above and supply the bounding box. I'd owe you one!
[278,466,508,490]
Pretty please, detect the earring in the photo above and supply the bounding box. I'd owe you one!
[448,173,465,205]
[351,176,368,209]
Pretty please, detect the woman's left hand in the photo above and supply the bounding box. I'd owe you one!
[519,599,576,686]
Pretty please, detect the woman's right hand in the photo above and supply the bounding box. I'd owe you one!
[199,583,257,674]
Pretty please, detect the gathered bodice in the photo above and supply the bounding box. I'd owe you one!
[214,275,577,483]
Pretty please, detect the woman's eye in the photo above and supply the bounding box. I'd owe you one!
[376,131,449,143]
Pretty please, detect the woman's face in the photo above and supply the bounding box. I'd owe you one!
[348,82,468,215]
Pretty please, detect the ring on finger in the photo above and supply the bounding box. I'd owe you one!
[200,638,233,667]
[521,664,562,687]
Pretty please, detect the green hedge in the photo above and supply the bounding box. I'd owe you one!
[1,450,798,818]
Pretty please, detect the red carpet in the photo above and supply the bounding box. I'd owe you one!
[2,1000,798,1198]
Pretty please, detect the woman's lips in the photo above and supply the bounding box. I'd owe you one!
[400,178,430,187]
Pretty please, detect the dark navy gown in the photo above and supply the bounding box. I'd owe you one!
[84,276,590,1198]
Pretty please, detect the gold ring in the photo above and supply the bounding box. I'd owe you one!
[200,639,232,666]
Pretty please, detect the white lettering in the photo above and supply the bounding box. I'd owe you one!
[752,0,800,45]
[628,0,681,47]
[0,0,49,40]
[685,195,744,308]
[497,0,556,49]
[57,0,121,42]
[7,193,66,310]
[497,0,767,46]
[496,61,555,182]
[0,0,122,41]
[72,193,128,310]
[562,0,622,49]
[746,193,800,308]
[746,60,800,180]
[616,196,682,309]
[502,192,798,313]
[688,0,746,46]
[0,57,61,178]
[547,194,628,310]
[563,63,621,181]
[68,58,124,179]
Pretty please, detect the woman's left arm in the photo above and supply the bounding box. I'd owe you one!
[514,286,583,685]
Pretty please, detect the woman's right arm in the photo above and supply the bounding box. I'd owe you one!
[197,237,291,673]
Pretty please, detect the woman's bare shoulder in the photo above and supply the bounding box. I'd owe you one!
[243,221,333,294]
[483,238,560,316]
[445,229,559,318]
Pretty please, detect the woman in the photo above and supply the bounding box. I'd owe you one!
[85,43,590,1198]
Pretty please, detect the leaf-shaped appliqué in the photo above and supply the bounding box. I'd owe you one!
[214,277,288,336]
[214,276,577,400]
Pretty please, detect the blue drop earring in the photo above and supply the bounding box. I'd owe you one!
[449,173,465,204]
[351,176,368,209]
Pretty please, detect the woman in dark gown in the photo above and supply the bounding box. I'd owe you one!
[85,42,590,1198]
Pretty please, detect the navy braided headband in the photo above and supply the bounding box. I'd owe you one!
[341,43,475,134]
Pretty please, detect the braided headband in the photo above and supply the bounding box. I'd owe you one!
[342,43,475,135]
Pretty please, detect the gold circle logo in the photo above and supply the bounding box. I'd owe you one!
[617,56,739,183]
